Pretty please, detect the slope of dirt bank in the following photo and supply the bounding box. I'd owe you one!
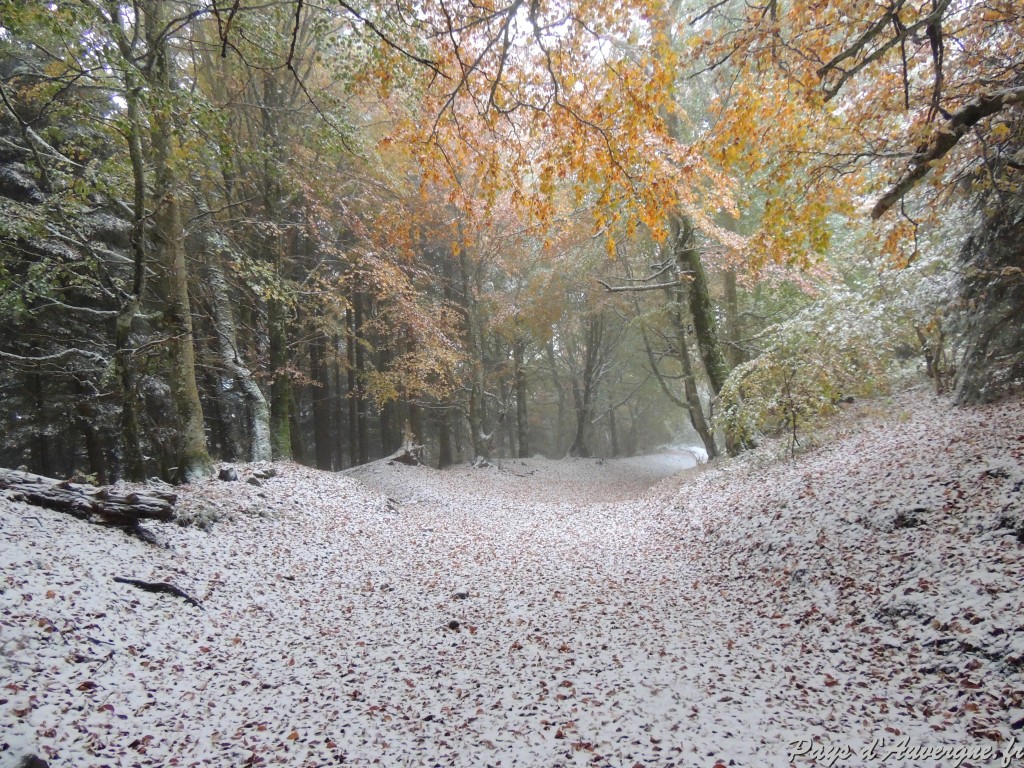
[1,390,1022,767]
[652,391,1024,763]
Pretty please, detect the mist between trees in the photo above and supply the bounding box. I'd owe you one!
[1,0,1021,482]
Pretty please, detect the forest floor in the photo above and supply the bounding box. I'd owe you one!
[2,388,1024,768]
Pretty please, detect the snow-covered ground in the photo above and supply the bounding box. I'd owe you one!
[2,390,1023,767]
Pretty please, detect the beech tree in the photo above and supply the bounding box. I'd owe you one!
[134,0,213,481]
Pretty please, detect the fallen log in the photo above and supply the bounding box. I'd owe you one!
[0,468,176,525]
[113,576,203,610]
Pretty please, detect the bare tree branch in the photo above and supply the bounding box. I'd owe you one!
[0,348,109,366]
[597,278,683,293]
[333,0,448,81]
[872,85,1024,219]
[817,0,951,102]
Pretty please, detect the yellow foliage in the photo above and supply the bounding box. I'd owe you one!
[688,0,1024,265]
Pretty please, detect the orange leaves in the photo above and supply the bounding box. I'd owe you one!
[355,0,724,244]
[689,0,1024,260]
[349,0,1019,272]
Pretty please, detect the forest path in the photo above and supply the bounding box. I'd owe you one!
[4,393,1024,767]
[3,449,786,768]
[332,449,783,766]
[344,450,701,506]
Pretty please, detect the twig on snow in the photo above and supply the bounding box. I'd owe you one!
[113,577,204,610]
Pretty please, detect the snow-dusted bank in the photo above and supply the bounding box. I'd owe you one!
[2,390,1023,767]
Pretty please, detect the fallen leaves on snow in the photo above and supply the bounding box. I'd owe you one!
[1,392,1023,766]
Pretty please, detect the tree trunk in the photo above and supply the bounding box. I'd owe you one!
[672,212,730,395]
[0,468,175,524]
[309,333,335,470]
[468,382,491,460]
[201,363,233,460]
[346,308,359,466]
[354,297,370,465]
[436,255,457,468]
[496,367,514,456]
[407,398,423,447]
[458,242,491,460]
[254,67,294,462]
[545,340,567,456]
[380,399,400,456]
[26,366,52,477]
[669,211,738,456]
[723,269,744,369]
[156,195,211,482]
[377,347,401,456]
[608,403,620,458]
[289,382,308,463]
[268,298,293,460]
[437,406,454,468]
[205,251,272,462]
[113,49,147,481]
[569,382,589,458]
[146,1,211,482]
[638,313,718,460]
[569,314,604,458]
[670,310,718,459]
[286,300,309,465]
[114,307,145,481]
[513,338,529,458]
[332,335,346,468]
[73,382,108,485]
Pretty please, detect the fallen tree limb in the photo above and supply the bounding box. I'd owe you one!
[113,577,204,610]
[0,468,176,525]
[385,442,425,466]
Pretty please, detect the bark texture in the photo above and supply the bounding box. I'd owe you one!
[671,213,730,396]
[205,251,272,462]
[146,0,211,482]
[0,468,175,524]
